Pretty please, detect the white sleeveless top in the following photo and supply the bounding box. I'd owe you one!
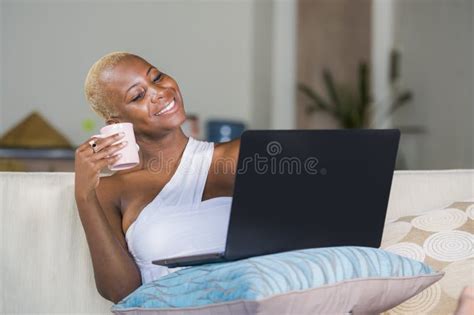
[125,137,232,284]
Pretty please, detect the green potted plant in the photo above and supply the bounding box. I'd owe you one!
[298,50,413,129]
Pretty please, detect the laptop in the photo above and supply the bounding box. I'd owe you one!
[152,129,400,268]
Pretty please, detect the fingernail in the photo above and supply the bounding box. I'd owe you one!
[121,141,128,146]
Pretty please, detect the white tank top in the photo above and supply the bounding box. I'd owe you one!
[125,137,232,284]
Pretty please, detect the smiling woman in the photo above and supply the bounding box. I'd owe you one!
[76,52,240,303]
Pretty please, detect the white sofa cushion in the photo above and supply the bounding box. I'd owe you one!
[385,170,474,221]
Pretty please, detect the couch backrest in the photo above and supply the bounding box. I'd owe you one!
[0,172,112,314]
[386,170,474,221]
[0,170,473,313]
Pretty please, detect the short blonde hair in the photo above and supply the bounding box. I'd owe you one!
[84,51,136,120]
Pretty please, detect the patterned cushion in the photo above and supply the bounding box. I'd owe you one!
[381,201,473,314]
[111,246,443,314]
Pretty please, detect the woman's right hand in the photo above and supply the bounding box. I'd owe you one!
[74,132,127,201]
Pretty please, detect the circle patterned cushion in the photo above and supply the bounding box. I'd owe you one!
[381,201,474,314]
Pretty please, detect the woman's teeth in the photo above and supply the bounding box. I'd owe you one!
[155,100,176,116]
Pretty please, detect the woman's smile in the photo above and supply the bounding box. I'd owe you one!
[154,98,179,117]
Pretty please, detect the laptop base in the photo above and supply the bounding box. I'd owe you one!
[152,252,225,268]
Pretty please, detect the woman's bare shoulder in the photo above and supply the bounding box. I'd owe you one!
[206,138,240,196]
[213,137,240,161]
[96,172,125,209]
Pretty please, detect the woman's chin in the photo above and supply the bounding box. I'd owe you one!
[152,109,186,130]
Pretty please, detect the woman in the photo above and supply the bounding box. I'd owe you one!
[75,52,240,303]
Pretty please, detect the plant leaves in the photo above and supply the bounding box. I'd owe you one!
[297,83,333,113]
[358,62,370,127]
[322,69,343,117]
[389,90,413,115]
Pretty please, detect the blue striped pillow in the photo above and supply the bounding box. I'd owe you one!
[111,246,443,313]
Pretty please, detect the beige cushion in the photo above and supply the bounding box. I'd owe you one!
[381,201,474,314]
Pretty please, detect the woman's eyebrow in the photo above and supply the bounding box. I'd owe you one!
[124,66,155,99]
[146,66,154,76]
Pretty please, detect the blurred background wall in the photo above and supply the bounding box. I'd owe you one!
[0,0,472,170]
[296,0,472,170]
[391,0,473,170]
[0,0,296,146]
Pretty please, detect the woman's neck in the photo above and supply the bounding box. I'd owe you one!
[135,128,189,173]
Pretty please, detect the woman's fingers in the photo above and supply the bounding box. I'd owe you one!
[74,133,125,198]
[92,140,127,161]
[76,141,95,155]
[75,132,125,155]
[90,132,125,153]
[95,153,122,170]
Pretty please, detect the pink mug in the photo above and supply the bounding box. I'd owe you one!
[92,122,140,171]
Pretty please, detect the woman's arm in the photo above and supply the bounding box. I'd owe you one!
[74,134,141,303]
[76,181,142,304]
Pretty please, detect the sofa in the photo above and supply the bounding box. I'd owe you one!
[0,170,472,314]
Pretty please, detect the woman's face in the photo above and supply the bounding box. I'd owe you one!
[102,56,186,135]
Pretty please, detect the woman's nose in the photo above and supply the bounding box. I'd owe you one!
[150,87,165,103]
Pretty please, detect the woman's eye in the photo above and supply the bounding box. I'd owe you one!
[132,92,144,102]
[153,73,163,82]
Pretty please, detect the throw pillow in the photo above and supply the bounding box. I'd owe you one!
[381,201,473,314]
[111,246,443,314]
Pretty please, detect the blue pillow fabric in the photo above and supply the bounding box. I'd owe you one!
[111,246,438,311]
